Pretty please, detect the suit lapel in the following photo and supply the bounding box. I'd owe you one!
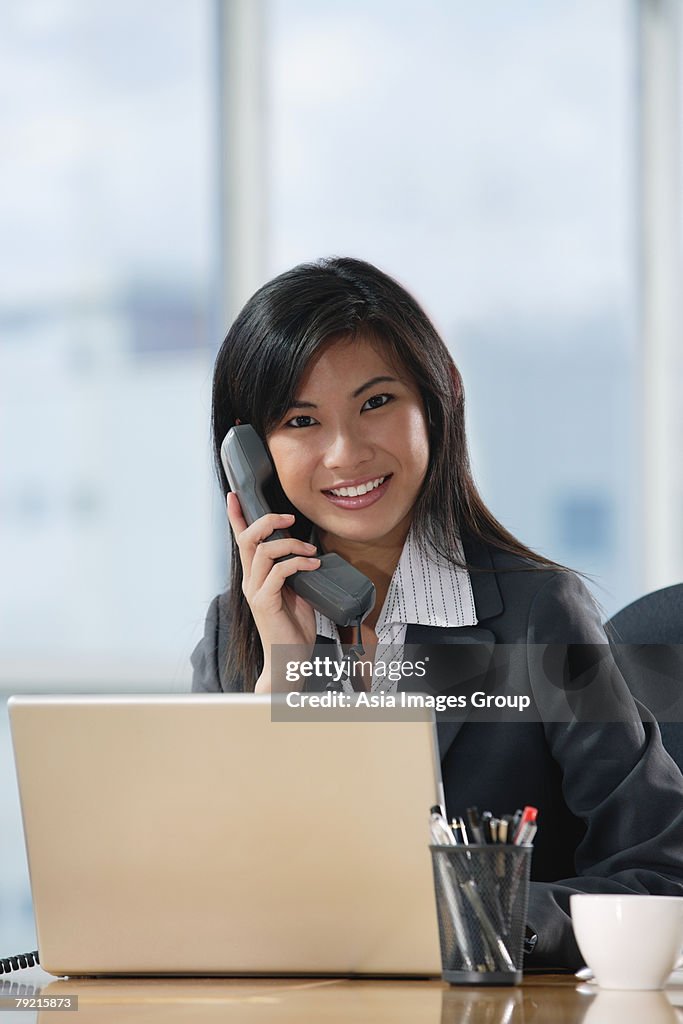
[461,531,504,621]
[405,533,504,759]
[404,623,497,755]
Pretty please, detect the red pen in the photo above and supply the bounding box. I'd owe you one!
[513,805,538,846]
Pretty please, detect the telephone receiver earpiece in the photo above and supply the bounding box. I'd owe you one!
[220,425,375,628]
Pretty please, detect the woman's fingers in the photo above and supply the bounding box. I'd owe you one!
[225,495,319,600]
[224,493,319,664]
[227,492,289,541]
[249,554,321,611]
[226,494,294,566]
[229,505,294,549]
[247,538,318,592]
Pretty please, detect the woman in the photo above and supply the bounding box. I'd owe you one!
[192,256,683,969]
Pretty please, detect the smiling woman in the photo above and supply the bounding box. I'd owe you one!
[208,256,564,690]
[193,256,683,972]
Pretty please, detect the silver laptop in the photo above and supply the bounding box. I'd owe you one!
[9,694,443,978]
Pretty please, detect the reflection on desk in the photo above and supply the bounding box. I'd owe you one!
[9,974,676,1024]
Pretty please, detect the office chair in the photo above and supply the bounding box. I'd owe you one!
[605,583,683,771]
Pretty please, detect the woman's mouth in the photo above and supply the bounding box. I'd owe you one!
[322,474,392,509]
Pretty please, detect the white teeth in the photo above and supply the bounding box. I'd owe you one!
[329,476,386,498]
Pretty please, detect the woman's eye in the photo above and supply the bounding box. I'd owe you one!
[285,414,318,428]
[361,393,394,412]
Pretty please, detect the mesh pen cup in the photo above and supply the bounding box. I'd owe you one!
[430,845,532,985]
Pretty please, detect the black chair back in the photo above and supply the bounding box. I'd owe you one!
[605,584,683,771]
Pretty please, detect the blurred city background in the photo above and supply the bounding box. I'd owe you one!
[1,0,681,954]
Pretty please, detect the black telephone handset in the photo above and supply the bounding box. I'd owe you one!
[220,425,375,628]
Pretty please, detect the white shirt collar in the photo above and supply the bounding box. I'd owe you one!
[314,528,477,640]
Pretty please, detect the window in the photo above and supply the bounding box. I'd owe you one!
[0,1,219,692]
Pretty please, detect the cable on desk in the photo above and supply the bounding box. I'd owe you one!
[0,950,40,973]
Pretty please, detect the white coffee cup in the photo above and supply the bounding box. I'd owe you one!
[570,894,683,990]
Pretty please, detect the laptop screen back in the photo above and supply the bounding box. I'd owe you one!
[9,694,443,977]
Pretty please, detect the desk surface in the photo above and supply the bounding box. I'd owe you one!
[3,973,682,1023]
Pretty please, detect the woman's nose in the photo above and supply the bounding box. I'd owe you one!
[321,426,373,470]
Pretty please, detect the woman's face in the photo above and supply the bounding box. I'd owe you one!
[266,334,430,554]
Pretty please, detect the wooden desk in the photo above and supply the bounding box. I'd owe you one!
[16,973,682,1022]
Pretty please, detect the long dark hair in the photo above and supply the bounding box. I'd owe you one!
[212,256,565,690]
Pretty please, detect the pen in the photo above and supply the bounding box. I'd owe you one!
[506,811,538,929]
[518,823,537,846]
[459,879,516,972]
[499,814,513,844]
[466,806,485,844]
[429,805,456,846]
[448,812,510,969]
[513,806,538,846]
[450,818,466,845]
[509,808,523,841]
[429,808,476,969]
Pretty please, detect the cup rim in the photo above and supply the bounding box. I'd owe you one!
[570,894,683,904]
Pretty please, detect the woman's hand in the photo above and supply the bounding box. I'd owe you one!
[226,492,320,692]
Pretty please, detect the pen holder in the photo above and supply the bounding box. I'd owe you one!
[430,845,532,986]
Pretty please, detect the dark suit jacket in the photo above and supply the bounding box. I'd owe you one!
[191,535,683,969]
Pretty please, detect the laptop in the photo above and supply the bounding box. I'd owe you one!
[9,694,443,978]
